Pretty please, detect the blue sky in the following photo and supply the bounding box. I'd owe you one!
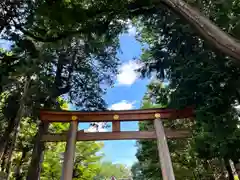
[78,31,149,167]
[100,33,149,166]
[0,25,150,167]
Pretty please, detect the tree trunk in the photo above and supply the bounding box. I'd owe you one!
[224,159,234,180]
[26,50,74,180]
[0,141,12,173]
[0,118,15,162]
[235,162,240,178]
[5,144,13,180]
[218,158,227,180]
[202,160,215,180]
[15,148,28,180]
[4,77,31,180]
[157,0,240,63]
[26,122,48,180]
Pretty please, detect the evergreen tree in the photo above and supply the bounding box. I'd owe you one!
[135,3,240,177]
[132,82,227,180]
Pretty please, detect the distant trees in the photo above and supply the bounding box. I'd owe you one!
[94,162,131,180]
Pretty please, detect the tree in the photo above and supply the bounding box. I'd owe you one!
[0,31,119,179]
[0,7,120,177]
[131,162,144,180]
[22,0,240,63]
[156,0,240,62]
[136,3,240,178]
[94,162,131,180]
[132,82,227,180]
[26,34,119,178]
[2,0,240,63]
[41,140,104,180]
[1,94,109,180]
[11,117,37,180]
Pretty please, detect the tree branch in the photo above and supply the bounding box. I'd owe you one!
[158,0,240,63]
[16,1,152,43]
[18,26,83,42]
[16,0,240,64]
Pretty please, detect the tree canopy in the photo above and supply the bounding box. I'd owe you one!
[132,82,228,179]
[131,1,240,179]
[94,162,131,180]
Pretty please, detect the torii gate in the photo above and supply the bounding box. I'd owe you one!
[39,107,193,180]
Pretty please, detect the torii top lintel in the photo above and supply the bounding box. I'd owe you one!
[39,107,194,123]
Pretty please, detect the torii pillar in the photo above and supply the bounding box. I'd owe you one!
[61,116,78,180]
[154,113,175,180]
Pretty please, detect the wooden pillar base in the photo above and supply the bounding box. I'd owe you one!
[154,118,175,180]
[61,121,78,180]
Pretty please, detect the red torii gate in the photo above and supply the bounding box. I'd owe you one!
[39,107,194,180]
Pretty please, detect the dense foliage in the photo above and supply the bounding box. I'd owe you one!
[94,162,131,180]
[131,0,240,179]
[132,82,228,180]
[139,0,240,158]
[0,0,122,179]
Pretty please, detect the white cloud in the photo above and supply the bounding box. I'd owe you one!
[117,60,142,86]
[126,19,137,36]
[85,122,107,132]
[86,101,136,132]
[85,122,107,133]
[127,24,137,36]
[109,100,136,110]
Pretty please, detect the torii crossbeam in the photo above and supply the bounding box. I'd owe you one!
[39,107,194,180]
